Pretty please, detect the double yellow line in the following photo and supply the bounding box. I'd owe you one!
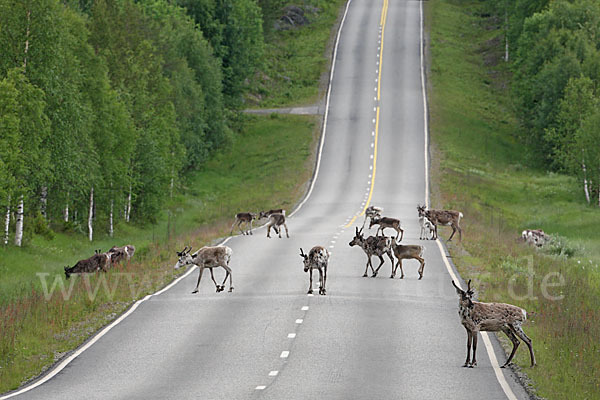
[345,0,389,229]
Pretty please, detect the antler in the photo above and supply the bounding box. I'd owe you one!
[299,248,306,258]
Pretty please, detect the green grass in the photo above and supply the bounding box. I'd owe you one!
[248,0,347,108]
[0,113,319,393]
[427,1,600,398]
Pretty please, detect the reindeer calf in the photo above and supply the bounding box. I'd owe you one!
[230,212,257,236]
[108,245,136,264]
[452,280,536,368]
[391,243,425,279]
[264,212,289,238]
[418,205,463,242]
[299,246,329,295]
[369,216,404,241]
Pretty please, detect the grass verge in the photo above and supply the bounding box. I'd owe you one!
[426,1,600,399]
[0,113,319,393]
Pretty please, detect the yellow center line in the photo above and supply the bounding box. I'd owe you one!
[344,0,388,229]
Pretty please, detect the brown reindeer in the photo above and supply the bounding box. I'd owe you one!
[390,242,425,279]
[174,246,234,293]
[230,212,257,236]
[64,252,111,279]
[417,205,463,242]
[258,208,286,219]
[362,205,383,230]
[349,227,394,277]
[107,245,136,264]
[299,246,330,295]
[369,216,404,241]
[452,280,536,368]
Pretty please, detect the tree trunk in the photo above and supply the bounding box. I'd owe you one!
[40,186,48,219]
[14,195,24,246]
[88,187,94,242]
[4,195,10,245]
[582,157,591,204]
[126,184,132,222]
[64,203,69,222]
[109,198,114,237]
[504,10,509,62]
[23,10,30,69]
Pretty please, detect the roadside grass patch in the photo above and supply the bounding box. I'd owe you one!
[0,114,319,394]
[427,1,600,398]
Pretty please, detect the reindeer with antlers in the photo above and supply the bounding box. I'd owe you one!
[417,204,463,242]
[299,246,330,295]
[349,227,395,278]
[174,246,234,294]
[452,280,536,368]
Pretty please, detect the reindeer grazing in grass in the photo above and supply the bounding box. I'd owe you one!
[299,246,330,295]
[230,212,257,236]
[452,280,536,368]
[362,205,383,230]
[391,242,425,279]
[174,246,234,294]
[108,245,136,264]
[348,227,394,277]
[64,252,111,279]
[369,216,404,241]
[417,204,463,242]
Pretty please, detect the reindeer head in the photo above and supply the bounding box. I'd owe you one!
[417,204,426,217]
[368,216,381,229]
[349,227,365,247]
[258,211,268,220]
[299,248,310,272]
[174,246,193,269]
[452,280,475,308]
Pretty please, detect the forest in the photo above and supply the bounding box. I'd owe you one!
[0,0,268,246]
[485,0,600,205]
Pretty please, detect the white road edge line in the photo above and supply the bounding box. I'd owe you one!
[420,2,517,400]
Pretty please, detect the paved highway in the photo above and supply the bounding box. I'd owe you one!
[10,0,531,399]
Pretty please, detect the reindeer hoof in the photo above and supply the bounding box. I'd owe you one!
[362,274,368,277]
[307,290,313,294]
[462,363,469,368]
[418,275,423,280]
[228,287,234,292]
[371,273,377,278]
[389,275,394,279]
[192,290,199,294]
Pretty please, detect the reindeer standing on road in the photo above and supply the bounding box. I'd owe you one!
[349,227,394,278]
[299,246,330,295]
[174,246,234,294]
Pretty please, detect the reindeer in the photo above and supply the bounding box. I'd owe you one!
[258,208,286,219]
[64,252,111,279]
[299,246,330,295]
[230,212,257,236]
[262,212,289,238]
[521,229,547,247]
[452,280,536,368]
[362,205,383,230]
[391,242,425,279]
[417,204,463,242]
[419,213,434,240]
[107,244,136,264]
[369,216,404,241]
[348,227,394,277]
[174,246,234,294]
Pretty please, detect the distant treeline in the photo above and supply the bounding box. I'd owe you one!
[485,0,600,205]
[0,0,271,244]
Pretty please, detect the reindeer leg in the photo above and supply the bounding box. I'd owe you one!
[230,221,237,236]
[322,266,327,295]
[308,269,314,294]
[284,223,289,238]
[397,259,405,279]
[208,268,221,292]
[501,326,520,368]
[448,225,457,241]
[363,256,370,277]
[318,268,324,295]
[513,324,536,367]
[267,224,272,238]
[372,255,385,277]
[192,266,204,294]
[221,265,233,292]
[417,257,425,279]
[463,327,472,367]
[249,220,253,235]
[398,227,404,242]
[471,332,478,367]
[457,226,462,243]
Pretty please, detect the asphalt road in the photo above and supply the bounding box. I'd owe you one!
[11,0,532,399]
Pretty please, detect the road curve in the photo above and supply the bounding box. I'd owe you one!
[10,0,531,399]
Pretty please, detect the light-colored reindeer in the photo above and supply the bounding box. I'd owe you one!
[349,227,394,278]
[417,204,463,242]
[362,205,383,230]
[369,216,404,241]
[230,212,257,236]
[261,212,289,238]
[174,246,233,294]
[452,280,536,368]
[391,242,425,279]
[299,246,330,295]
